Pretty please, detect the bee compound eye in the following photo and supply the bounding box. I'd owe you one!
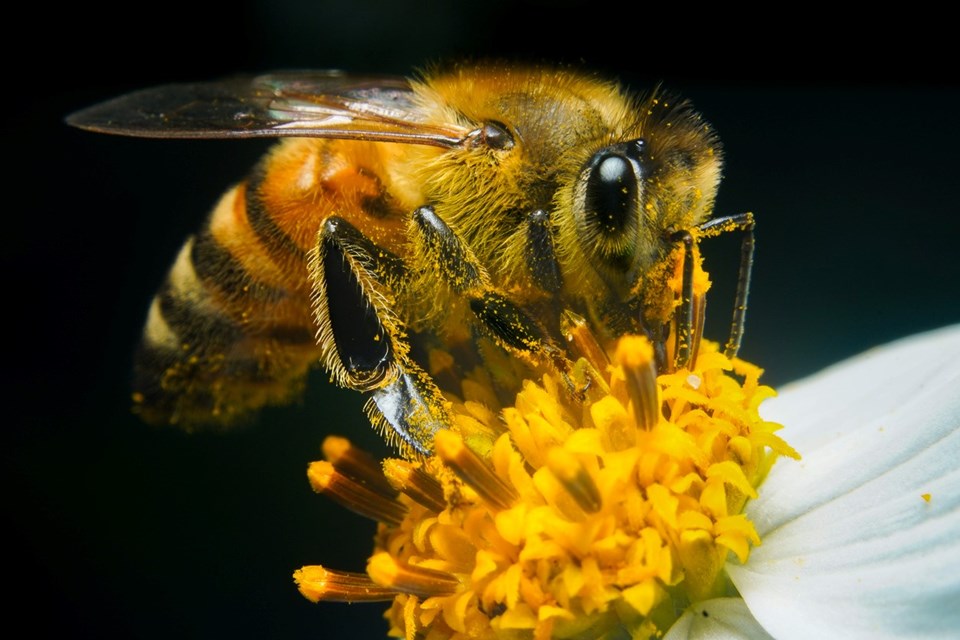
[585,152,639,236]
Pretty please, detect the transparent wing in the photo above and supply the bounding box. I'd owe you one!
[66,71,470,148]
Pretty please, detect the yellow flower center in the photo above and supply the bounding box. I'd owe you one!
[294,332,799,639]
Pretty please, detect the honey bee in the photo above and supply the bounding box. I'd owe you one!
[68,63,753,456]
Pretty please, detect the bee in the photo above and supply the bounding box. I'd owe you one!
[68,63,754,456]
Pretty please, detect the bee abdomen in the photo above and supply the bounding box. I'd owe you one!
[134,184,321,427]
[245,167,310,266]
[190,228,290,306]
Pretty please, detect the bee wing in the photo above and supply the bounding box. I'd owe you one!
[66,71,471,148]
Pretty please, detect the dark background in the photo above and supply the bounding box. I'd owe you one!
[9,1,959,638]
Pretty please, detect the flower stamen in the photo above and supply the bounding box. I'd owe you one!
[561,310,611,374]
[294,565,398,603]
[435,429,517,510]
[323,435,399,498]
[367,552,460,598]
[382,458,447,513]
[615,335,660,431]
[307,461,407,526]
[546,447,602,514]
[298,320,799,638]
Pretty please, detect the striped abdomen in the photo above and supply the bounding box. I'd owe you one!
[133,138,408,427]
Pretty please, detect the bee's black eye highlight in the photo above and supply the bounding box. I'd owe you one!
[585,154,637,236]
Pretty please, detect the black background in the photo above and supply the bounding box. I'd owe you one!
[9,1,959,638]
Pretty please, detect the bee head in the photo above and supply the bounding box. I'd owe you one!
[570,95,723,293]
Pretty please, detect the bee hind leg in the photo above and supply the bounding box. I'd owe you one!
[364,366,449,457]
[312,216,449,456]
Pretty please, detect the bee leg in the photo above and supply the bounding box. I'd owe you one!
[669,212,755,370]
[696,213,756,359]
[670,230,698,371]
[521,208,579,386]
[411,206,568,372]
[525,209,563,294]
[313,216,448,456]
[365,365,449,458]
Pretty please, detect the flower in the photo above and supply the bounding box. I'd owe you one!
[713,323,960,639]
[294,324,960,639]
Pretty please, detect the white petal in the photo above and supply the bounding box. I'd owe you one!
[664,598,773,640]
[728,325,960,639]
[759,324,960,453]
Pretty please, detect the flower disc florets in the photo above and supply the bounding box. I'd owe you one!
[296,335,798,639]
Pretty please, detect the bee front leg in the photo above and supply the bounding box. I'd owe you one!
[411,206,568,372]
[670,230,699,371]
[524,209,563,294]
[696,213,755,360]
[669,213,755,371]
[311,216,448,456]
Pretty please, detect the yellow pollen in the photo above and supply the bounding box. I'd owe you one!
[298,333,799,639]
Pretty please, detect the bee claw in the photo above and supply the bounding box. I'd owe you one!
[367,368,449,457]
